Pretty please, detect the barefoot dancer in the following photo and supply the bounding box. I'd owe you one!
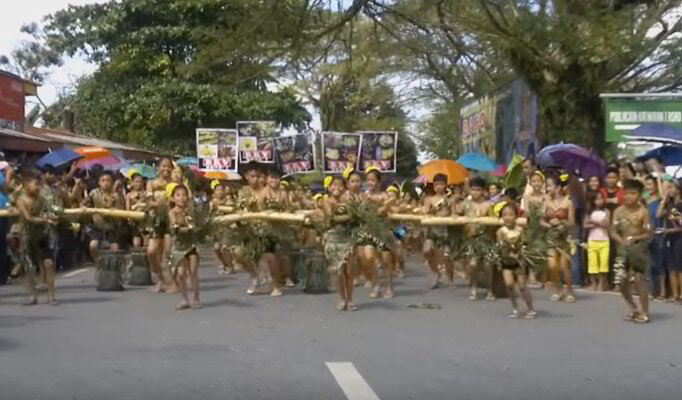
[256,166,295,296]
[420,174,455,289]
[322,176,356,310]
[146,157,173,292]
[459,177,494,300]
[125,170,148,248]
[612,179,652,323]
[541,173,576,303]
[521,170,546,288]
[83,171,125,261]
[494,202,536,319]
[17,174,59,305]
[167,184,201,310]
[209,180,234,275]
[362,166,398,298]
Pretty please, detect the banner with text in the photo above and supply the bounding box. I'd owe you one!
[358,131,397,172]
[196,128,238,172]
[237,121,278,163]
[322,132,361,173]
[605,99,682,142]
[274,134,316,175]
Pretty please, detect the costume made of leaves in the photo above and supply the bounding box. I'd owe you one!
[486,229,549,274]
[345,196,394,252]
[459,200,496,262]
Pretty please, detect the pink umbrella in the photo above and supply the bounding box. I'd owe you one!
[489,164,508,177]
[77,155,129,171]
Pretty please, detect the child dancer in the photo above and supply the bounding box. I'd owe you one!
[125,170,147,248]
[495,202,536,319]
[459,177,493,300]
[209,180,234,274]
[167,184,201,310]
[421,174,455,289]
[611,179,652,323]
[584,191,610,291]
[17,174,59,305]
[322,176,355,310]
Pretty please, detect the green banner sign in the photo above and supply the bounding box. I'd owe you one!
[605,98,682,142]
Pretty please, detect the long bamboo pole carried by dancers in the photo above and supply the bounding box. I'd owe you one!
[0,208,525,226]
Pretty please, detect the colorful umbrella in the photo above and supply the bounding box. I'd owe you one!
[121,163,157,179]
[36,148,83,169]
[456,152,498,172]
[624,123,682,146]
[176,157,198,166]
[74,146,112,159]
[202,171,241,181]
[538,143,606,178]
[489,164,508,177]
[420,160,468,185]
[637,145,682,166]
[77,155,128,171]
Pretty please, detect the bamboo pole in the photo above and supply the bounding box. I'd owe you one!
[420,216,528,226]
[387,213,424,222]
[214,211,308,224]
[0,208,145,220]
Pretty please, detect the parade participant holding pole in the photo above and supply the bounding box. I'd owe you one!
[167,183,201,310]
[458,177,494,301]
[420,173,455,289]
[17,174,59,305]
[209,180,234,275]
[83,170,125,261]
[322,175,355,310]
[146,157,174,293]
[125,170,148,248]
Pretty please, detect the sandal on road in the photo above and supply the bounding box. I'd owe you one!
[524,310,537,320]
[565,294,576,303]
[508,310,520,319]
[623,311,639,322]
[633,314,650,324]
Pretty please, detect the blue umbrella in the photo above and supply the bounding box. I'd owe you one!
[624,123,682,145]
[36,148,83,169]
[176,157,198,166]
[456,152,498,172]
[637,146,682,166]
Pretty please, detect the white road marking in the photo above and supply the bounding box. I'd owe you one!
[62,268,89,278]
[326,362,380,400]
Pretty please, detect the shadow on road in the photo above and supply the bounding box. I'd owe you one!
[0,315,60,328]
[202,297,255,309]
[0,337,22,352]
[59,296,117,304]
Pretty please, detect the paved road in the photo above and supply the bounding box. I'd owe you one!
[1,251,681,400]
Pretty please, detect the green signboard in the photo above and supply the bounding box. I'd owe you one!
[605,98,682,142]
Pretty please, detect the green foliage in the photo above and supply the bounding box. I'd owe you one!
[38,0,315,153]
[417,101,461,160]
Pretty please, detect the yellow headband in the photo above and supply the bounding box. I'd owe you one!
[365,165,380,175]
[324,176,333,189]
[387,185,399,194]
[493,201,508,218]
[280,181,289,188]
[127,168,139,180]
[343,166,355,181]
[531,170,545,182]
[560,173,569,183]
[211,180,221,190]
[165,183,178,200]
[313,193,323,201]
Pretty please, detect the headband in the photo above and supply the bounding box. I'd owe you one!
[493,201,508,218]
[211,180,221,190]
[324,176,333,189]
[127,168,139,180]
[343,166,355,181]
[280,181,289,188]
[165,183,178,200]
[387,185,399,194]
[531,170,545,181]
[313,193,323,201]
[560,173,569,183]
[365,166,380,175]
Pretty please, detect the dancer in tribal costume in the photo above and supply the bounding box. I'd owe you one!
[166,183,201,310]
[321,175,356,310]
[16,174,59,305]
[492,202,537,319]
[209,180,235,275]
[520,170,548,287]
[541,172,576,303]
[362,166,398,298]
[146,157,174,292]
[611,179,652,323]
[83,171,125,260]
[125,170,148,249]
[421,174,455,289]
[458,177,494,300]
[385,185,408,279]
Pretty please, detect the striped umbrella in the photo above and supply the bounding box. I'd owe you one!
[77,155,129,171]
